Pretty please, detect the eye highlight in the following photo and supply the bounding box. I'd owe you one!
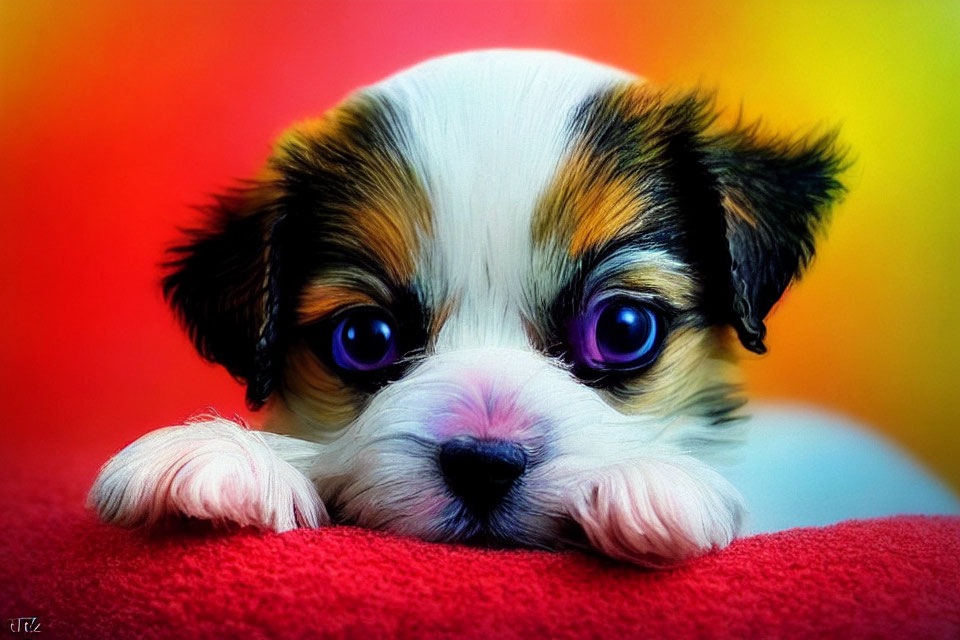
[570,297,665,371]
[331,307,400,371]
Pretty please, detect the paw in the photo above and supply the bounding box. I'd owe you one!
[567,458,745,566]
[89,416,328,532]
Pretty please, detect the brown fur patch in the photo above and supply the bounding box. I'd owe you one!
[283,344,366,432]
[533,146,651,258]
[530,82,741,422]
[532,82,676,258]
[426,298,456,347]
[721,192,759,229]
[275,97,433,285]
[298,284,376,325]
[616,263,700,311]
[607,326,742,423]
[263,95,435,428]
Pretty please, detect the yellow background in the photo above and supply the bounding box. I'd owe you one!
[2,2,958,487]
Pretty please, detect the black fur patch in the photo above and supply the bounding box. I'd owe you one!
[557,85,846,354]
[163,94,431,408]
[703,125,847,352]
[162,189,287,409]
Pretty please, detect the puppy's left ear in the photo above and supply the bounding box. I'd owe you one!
[702,122,847,353]
[162,184,287,410]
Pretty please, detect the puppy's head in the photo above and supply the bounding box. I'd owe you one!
[164,51,844,563]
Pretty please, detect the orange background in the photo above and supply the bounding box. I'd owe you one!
[1,2,957,488]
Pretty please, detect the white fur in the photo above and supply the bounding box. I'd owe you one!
[566,459,743,565]
[90,52,742,564]
[89,51,958,566]
[375,50,634,350]
[89,415,326,531]
[289,347,745,562]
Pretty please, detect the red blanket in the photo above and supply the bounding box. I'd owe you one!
[2,446,959,639]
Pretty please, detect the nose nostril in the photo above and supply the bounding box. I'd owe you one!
[438,437,527,509]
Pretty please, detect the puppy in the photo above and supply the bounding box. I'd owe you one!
[89,50,846,565]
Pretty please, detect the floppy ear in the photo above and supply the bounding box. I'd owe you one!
[703,124,846,353]
[162,185,287,409]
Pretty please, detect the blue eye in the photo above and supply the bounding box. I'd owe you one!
[331,308,399,371]
[572,298,665,371]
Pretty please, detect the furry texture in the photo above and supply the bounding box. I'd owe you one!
[8,473,960,640]
[90,415,326,531]
[90,50,847,565]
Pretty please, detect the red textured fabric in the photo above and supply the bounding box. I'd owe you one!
[2,444,959,639]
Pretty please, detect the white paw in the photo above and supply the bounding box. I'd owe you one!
[567,457,745,566]
[89,416,328,532]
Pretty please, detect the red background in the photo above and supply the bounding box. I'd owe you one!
[2,2,959,488]
[0,2,753,453]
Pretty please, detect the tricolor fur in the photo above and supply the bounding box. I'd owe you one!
[91,50,845,565]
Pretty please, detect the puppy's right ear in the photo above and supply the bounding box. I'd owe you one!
[162,183,286,410]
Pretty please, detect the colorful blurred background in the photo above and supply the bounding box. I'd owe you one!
[1,1,958,489]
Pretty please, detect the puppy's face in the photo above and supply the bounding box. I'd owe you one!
[164,52,844,563]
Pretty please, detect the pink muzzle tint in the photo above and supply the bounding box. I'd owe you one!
[430,376,544,444]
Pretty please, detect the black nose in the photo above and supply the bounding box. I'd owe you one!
[438,437,527,510]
